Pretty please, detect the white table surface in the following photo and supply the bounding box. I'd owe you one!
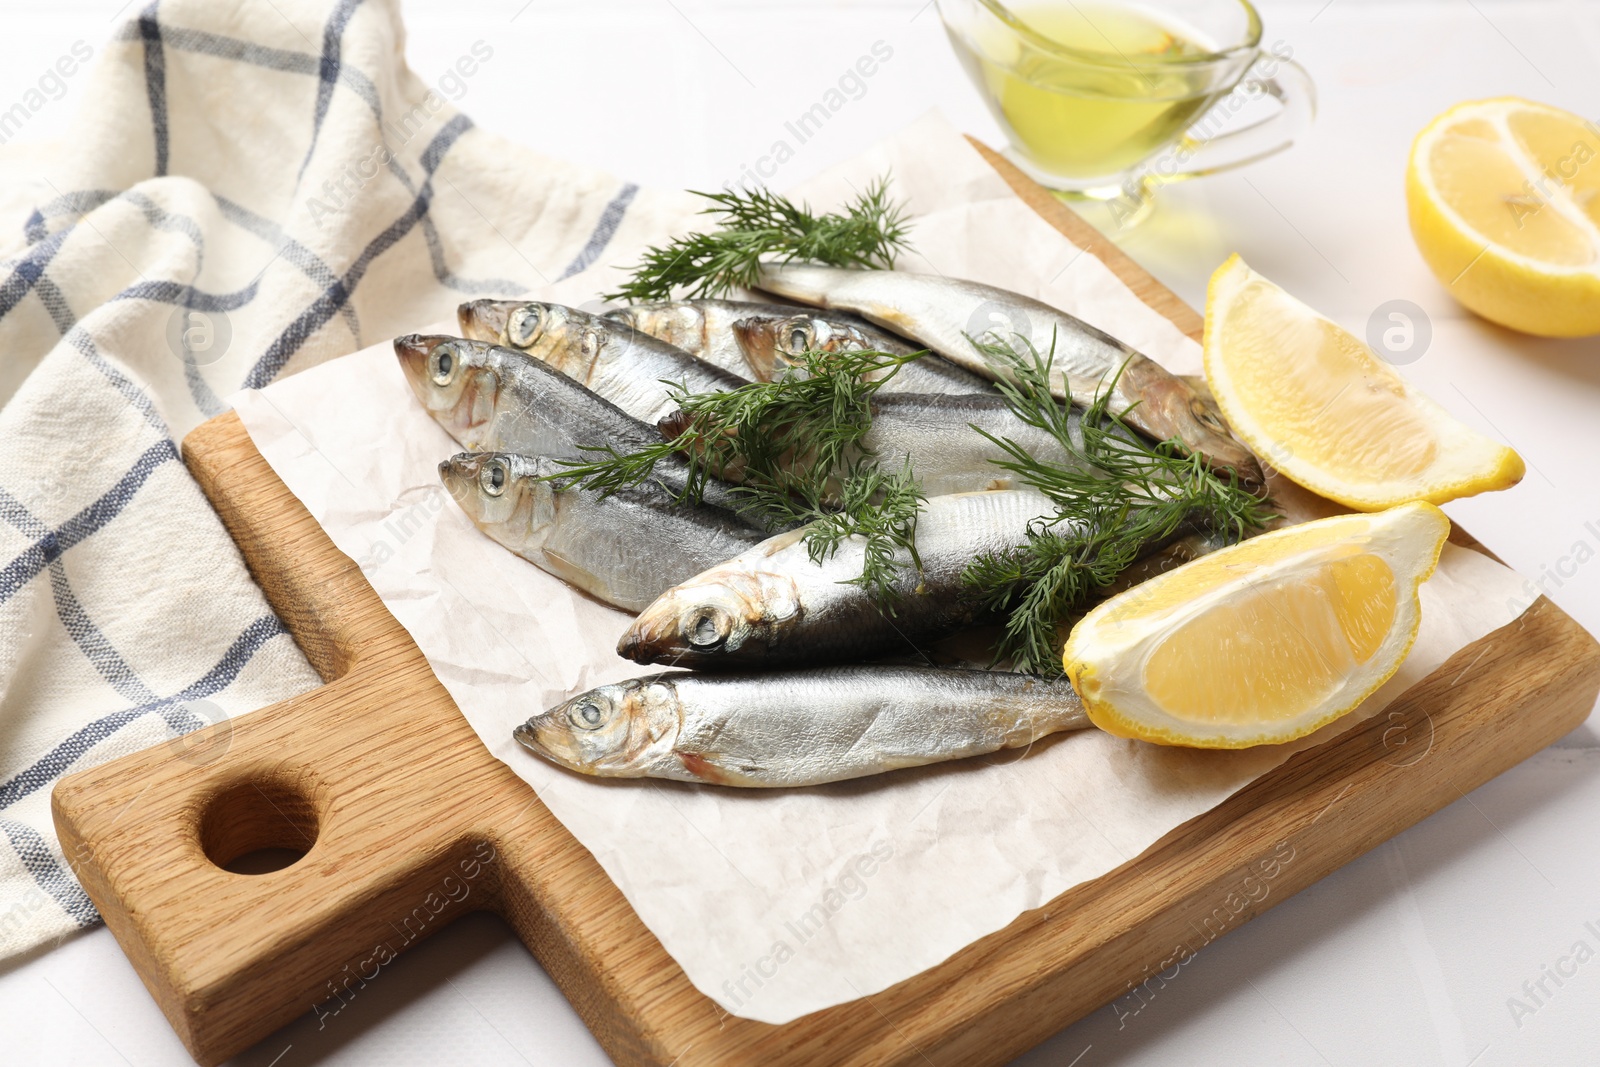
[2,1,1599,1064]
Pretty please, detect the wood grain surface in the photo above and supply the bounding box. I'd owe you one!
[52,147,1600,1067]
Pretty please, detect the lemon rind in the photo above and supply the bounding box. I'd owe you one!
[1409,97,1600,279]
[1406,97,1600,337]
[1202,254,1525,510]
[1064,503,1450,749]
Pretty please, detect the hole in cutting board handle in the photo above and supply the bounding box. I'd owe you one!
[199,776,320,875]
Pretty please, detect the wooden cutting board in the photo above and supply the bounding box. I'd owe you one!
[53,145,1600,1067]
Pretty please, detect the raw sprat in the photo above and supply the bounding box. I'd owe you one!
[455,299,748,425]
[555,337,1268,646]
[394,333,765,526]
[616,489,1061,669]
[754,261,1262,485]
[515,665,1091,787]
[439,452,766,614]
[601,298,819,380]
[611,298,993,394]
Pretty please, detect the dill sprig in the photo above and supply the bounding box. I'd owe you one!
[963,334,1276,675]
[603,177,911,303]
[801,459,925,594]
[550,347,928,601]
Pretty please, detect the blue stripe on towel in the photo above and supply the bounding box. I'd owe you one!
[0,439,178,606]
[215,194,362,338]
[64,328,169,432]
[0,820,99,927]
[558,183,639,281]
[47,562,160,705]
[0,492,192,716]
[298,0,365,181]
[114,279,259,313]
[0,229,72,320]
[0,615,290,812]
[0,490,47,538]
[243,113,476,388]
[141,24,384,121]
[138,3,169,177]
[32,275,75,335]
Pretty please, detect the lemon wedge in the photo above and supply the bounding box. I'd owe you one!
[1204,254,1524,511]
[1407,97,1600,337]
[1063,502,1449,749]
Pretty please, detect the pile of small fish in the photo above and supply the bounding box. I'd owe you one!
[397,266,1258,788]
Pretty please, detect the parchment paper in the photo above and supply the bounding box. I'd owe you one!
[231,112,1532,1024]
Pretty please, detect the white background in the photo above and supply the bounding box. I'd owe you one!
[1,0,1599,1064]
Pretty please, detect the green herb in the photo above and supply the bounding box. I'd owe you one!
[801,459,925,596]
[963,334,1275,675]
[549,347,927,601]
[603,177,911,304]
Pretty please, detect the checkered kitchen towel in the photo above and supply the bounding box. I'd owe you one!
[0,0,685,958]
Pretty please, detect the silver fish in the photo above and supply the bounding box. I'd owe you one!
[602,299,803,380]
[618,489,1061,669]
[516,665,1090,787]
[439,453,766,613]
[607,298,992,396]
[731,310,993,395]
[657,390,1112,499]
[396,333,660,458]
[755,263,1262,483]
[457,299,748,425]
[863,392,1103,496]
[396,334,763,525]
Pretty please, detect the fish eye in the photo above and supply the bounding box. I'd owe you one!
[1190,399,1227,434]
[568,698,609,731]
[686,606,732,650]
[507,305,542,347]
[479,458,508,497]
[430,343,458,386]
[785,323,812,352]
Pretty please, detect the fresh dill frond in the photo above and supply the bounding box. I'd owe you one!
[802,459,926,603]
[545,438,683,498]
[549,346,928,601]
[603,176,911,304]
[963,333,1275,675]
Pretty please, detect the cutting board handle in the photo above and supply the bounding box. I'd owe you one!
[52,414,569,1064]
[52,654,528,1062]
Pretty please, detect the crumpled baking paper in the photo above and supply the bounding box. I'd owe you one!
[231,112,1532,1024]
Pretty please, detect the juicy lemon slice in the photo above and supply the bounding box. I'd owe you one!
[1407,97,1600,336]
[1204,254,1524,511]
[1064,502,1449,749]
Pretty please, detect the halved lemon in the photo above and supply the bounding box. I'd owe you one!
[1064,502,1449,749]
[1407,97,1600,337]
[1204,254,1524,511]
